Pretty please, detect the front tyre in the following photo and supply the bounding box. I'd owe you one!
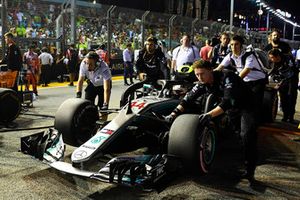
[54,98,99,147]
[168,114,216,174]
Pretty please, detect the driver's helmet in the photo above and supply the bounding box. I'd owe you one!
[176,64,196,82]
[177,64,194,74]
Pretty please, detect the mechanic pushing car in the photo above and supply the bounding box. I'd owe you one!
[119,37,167,107]
[165,59,258,182]
[76,51,112,110]
[135,36,166,86]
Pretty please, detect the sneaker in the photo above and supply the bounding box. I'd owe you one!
[68,82,74,86]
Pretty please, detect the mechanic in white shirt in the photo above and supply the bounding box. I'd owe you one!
[123,43,134,85]
[215,35,266,124]
[171,34,200,74]
[76,51,112,110]
[38,47,53,87]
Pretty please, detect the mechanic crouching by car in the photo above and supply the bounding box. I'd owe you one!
[268,48,298,123]
[76,51,112,110]
[165,59,258,182]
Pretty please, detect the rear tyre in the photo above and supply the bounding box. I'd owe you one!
[54,98,99,147]
[0,88,21,123]
[168,114,216,174]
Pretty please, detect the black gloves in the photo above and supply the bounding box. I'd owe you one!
[198,113,212,126]
[76,91,82,98]
[164,107,182,123]
[164,114,175,123]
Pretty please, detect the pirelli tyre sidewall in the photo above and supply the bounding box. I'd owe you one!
[262,87,278,123]
[0,88,21,123]
[168,114,216,174]
[54,98,99,147]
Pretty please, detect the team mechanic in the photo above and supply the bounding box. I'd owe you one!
[76,51,112,110]
[136,36,166,84]
[165,60,258,182]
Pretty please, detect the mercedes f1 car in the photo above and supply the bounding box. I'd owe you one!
[31,80,218,188]
[21,78,278,189]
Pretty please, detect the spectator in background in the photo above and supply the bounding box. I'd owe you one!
[200,39,212,62]
[123,43,134,86]
[0,32,23,91]
[65,44,78,86]
[23,45,40,96]
[38,47,53,87]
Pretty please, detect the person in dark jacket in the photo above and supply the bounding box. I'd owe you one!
[119,37,166,107]
[264,30,291,56]
[268,48,298,123]
[0,32,23,91]
[209,32,231,67]
[165,60,258,182]
[135,36,166,86]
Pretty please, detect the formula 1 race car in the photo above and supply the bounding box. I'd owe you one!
[42,80,219,188]
[21,78,278,189]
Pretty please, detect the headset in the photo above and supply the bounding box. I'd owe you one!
[86,51,101,67]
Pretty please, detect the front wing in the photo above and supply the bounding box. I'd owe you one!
[50,154,177,188]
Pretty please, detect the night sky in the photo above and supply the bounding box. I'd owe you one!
[92,0,299,40]
[96,0,298,21]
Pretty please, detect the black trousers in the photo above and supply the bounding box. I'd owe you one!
[241,78,266,172]
[124,61,134,83]
[240,108,257,172]
[279,75,298,120]
[41,64,51,85]
[84,83,104,108]
[244,78,266,123]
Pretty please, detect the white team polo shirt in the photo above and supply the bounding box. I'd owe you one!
[79,59,112,87]
[38,52,53,65]
[172,45,200,71]
[220,51,266,82]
